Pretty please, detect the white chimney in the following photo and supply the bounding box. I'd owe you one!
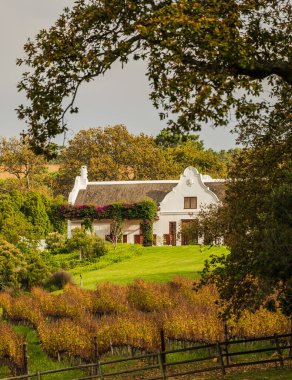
[81,166,88,180]
[68,166,88,204]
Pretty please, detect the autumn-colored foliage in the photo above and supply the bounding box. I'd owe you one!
[0,322,25,375]
[0,279,290,363]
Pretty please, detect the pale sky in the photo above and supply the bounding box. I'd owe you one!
[0,0,238,150]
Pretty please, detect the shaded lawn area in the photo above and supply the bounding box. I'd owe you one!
[73,245,227,289]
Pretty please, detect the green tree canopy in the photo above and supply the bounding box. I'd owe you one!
[0,190,65,244]
[55,125,173,194]
[0,239,51,291]
[17,0,291,155]
[155,128,204,149]
[165,141,227,178]
[0,239,26,291]
[201,84,292,317]
[66,227,108,261]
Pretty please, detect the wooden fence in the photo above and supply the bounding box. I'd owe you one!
[2,332,292,380]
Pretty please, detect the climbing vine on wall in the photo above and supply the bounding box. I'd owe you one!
[58,199,158,246]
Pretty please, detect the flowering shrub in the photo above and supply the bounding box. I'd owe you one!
[58,200,157,222]
[58,200,158,246]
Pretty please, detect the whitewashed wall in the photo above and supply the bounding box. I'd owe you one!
[153,167,219,245]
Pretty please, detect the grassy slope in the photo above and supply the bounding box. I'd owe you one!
[74,245,228,289]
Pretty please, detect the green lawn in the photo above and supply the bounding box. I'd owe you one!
[72,245,227,289]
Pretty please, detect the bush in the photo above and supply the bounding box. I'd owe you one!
[66,228,108,260]
[47,270,74,290]
[0,239,26,291]
[21,251,51,290]
[45,232,67,254]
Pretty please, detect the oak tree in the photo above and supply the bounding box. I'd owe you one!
[17,0,291,155]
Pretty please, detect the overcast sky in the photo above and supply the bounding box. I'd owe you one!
[0,0,238,151]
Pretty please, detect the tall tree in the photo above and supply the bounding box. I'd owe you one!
[0,137,47,188]
[17,0,291,155]
[201,84,292,317]
[55,125,173,194]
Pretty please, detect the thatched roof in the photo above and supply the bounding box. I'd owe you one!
[205,182,226,201]
[74,180,225,205]
[75,183,177,205]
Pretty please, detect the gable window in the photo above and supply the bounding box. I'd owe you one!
[184,197,197,209]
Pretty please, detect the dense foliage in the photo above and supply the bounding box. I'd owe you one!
[200,84,292,317]
[0,240,49,291]
[0,190,66,244]
[66,228,108,260]
[16,0,291,155]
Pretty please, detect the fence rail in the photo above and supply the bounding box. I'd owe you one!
[2,332,292,380]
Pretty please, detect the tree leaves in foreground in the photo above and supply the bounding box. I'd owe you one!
[200,84,292,318]
[17,0,292,155]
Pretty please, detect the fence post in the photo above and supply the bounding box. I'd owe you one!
[223,320,230,366]
[94,336,99,361]
[274,333,284,367]
[217,342,226,375]
[22,342,29,376]
[37,371,41,380]
[93,336,104,379]
[160,328,166,366]
[289,319,292,357]
[157,352,166,380]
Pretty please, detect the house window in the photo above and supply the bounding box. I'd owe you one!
[184,197,197,209]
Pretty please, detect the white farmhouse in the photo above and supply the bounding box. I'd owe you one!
[67,166,225,245]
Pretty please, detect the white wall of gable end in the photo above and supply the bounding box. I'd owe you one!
[153,167,219,245]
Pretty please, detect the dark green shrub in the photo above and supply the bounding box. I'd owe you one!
[66,228,108,261]
[47,270,74,290]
